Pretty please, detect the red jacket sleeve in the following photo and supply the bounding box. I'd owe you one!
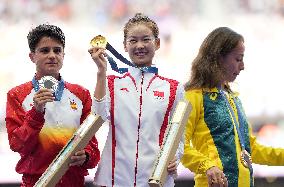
[5,86,45,155]
[78,87,100,169]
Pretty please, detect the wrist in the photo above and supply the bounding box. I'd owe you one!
[97,69,106,76]
[83,152,89,165]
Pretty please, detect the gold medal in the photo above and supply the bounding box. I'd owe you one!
[240,149,252,168]
[90,35,107,48]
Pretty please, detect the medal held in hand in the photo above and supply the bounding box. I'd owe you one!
[90,35,108,48]
[90,35,158,74]
[38,76,59,94]
[240,149,252,168]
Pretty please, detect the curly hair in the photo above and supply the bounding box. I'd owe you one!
[185,27,244,91]
[27,24,65,52]
[123,13,159,42]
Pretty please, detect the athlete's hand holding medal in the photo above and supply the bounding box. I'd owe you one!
[33,76,58,113]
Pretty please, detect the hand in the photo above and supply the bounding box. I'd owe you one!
[69,150,87,167]
[167,157,178,175]
[33,88,54,113]
[206,166,228,187]
[88,47,108,73]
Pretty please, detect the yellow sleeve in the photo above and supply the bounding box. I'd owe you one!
[181,90,216,174]
[250,124,284,165]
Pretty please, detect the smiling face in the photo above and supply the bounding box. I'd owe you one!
[221,41,245,83]
[124,24,160,67]
[29,36,64,79]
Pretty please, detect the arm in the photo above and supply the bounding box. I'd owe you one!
[172,83,185,163]
[250,125,284,166]
[89,47,107,100]
[180,90,215,174]
[167,84,185,174]
[81,89,100,169]
[89,46,110,121]
[5,88,53,155]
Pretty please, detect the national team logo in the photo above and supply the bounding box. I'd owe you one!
[153,90,164,100]
[69,99,78,110]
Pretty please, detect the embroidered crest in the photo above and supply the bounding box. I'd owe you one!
[153,90,164,100]
[209,93,218,101]
[69,99,77,110]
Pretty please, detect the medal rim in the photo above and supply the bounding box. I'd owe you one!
[240,149,252,168]
[90,35,107,48]
[38,76,58,93]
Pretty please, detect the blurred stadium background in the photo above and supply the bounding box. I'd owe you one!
[1,0,284,186]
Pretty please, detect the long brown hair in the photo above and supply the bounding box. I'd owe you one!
[185,27,244,91]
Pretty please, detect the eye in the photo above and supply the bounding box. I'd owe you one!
[127,39,137,44]
[39,47,50,54]
[143,37,152,43]
[236,57,243,62]
[53,47,63,54]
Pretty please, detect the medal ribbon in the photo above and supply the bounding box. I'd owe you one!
[32,76,64,101]
[219,88,253,173]
[106,43,158,74]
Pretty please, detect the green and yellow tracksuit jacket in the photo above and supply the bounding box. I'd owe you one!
[181,88,284,187]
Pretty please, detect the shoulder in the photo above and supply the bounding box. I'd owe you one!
[7,81,33,104]
[185,89,203,103]
[64,82,91,98]
[7,81,33,96]
[156,75,179,84]
[185,88,203,96]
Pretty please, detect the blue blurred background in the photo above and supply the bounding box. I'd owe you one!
[1,0,284,186]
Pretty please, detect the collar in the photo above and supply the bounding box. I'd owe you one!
[32,75,65,101]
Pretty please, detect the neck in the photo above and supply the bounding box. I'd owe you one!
[36,73,60,80]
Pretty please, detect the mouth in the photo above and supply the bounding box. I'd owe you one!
[46,62,57,65]
[134,51,147,57]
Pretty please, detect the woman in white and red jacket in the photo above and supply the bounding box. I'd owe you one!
[89,13,184,187]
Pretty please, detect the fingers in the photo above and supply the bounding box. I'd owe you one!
[89,47,108,71]
[206,166,228,187]
[167,157,178,173]
[69,150,86,167]
[88,47,107,60]
[33,88,54,112]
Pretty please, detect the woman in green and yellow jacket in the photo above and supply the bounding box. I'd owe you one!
[181,27,284,187]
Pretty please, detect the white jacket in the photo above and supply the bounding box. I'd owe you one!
[93,67,184,187]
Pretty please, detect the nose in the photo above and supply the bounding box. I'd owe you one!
[240,61,244,71]
[136,40,146,49]
[48,50,56,59]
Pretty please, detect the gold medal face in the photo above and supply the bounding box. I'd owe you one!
[90,35,107,48]
[240,150,252,168]
[38,76,58,93]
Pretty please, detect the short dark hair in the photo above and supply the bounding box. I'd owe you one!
[123,13,159,42]
[27,24,65,52]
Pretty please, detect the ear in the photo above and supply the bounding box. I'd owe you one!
[155,38,160,50]
[29,52,36,64]
[123,41,128,52]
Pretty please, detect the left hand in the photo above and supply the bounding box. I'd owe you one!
[167,157,178,175]
[69,150,87,167]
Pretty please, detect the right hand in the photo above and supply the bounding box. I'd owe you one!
[206,166,228,187]
[33,88,54,113]
[88,47,107,73]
